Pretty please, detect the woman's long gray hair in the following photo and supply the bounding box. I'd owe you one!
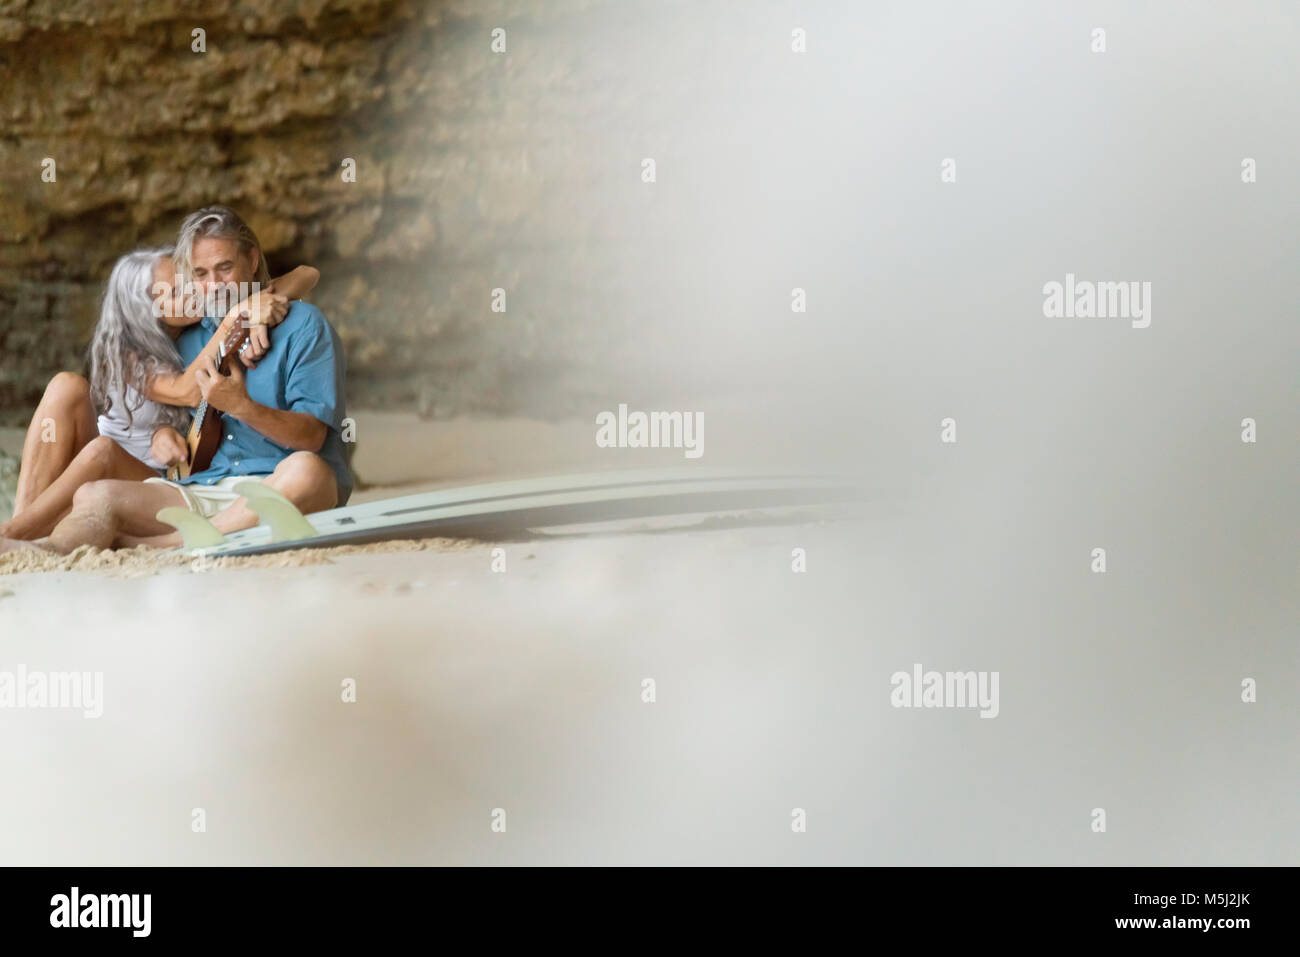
[87,248,192,432]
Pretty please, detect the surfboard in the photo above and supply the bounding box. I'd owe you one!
[169,468,865,558]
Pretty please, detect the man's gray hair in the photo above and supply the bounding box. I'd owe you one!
[174,205,272,285]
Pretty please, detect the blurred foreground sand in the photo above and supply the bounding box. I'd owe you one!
[0,407,1294,865]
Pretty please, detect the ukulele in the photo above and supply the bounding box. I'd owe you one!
[167,313,251,481]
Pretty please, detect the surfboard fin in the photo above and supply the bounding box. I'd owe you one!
[235,481,317,543]
[156,507,227,550]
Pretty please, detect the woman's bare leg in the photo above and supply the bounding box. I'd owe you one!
[11,372,99,515]
[1,435,158,540]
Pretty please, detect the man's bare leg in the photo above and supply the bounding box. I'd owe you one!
[11,373,99,516]
[42,479,186,554]
[121,452,340,549]
[1,436,158,541]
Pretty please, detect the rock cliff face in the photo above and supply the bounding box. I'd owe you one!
[0,0,718,425]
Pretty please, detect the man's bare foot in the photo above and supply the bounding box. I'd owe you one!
[0,537,51,555]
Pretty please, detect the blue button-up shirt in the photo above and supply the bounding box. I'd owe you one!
[175,301,352,505]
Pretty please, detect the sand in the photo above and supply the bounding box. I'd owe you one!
[0,537,477,578]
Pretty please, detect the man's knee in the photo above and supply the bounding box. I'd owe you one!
[71,478,115,511]
[270,452,337,507]
[275,451,331,480]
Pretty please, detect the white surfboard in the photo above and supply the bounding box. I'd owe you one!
[175,467,864,558]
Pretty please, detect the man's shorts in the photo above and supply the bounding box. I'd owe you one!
[144,475,272,520]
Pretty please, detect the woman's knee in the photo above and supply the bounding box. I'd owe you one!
[44,372,90,407]
[80,435,120,470]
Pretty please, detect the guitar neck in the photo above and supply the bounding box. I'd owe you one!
[188,315,251,438]
[216,323,251,373]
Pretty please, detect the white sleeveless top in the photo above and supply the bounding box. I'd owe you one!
[96,383,171,472]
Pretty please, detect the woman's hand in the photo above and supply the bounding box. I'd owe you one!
[240,291,290,328]
[225,292,288,368]
[150,426,189,469]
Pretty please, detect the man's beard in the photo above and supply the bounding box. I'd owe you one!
[204,280,258,318]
